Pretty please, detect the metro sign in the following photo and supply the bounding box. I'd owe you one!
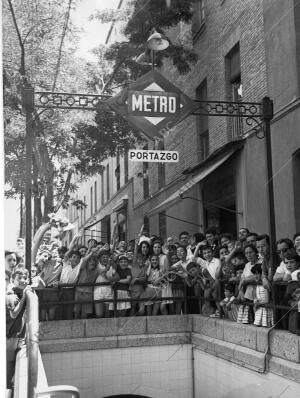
[128,91,179,116]
[105,70,196,140]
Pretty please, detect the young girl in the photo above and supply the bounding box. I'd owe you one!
[141,255,162,316]
[237,244,261,324]
[220,283,238,321]
[285,282,300,334]
[219,245,232,281]
[139,240,151,261]
[94,248,117,318]
[115,254,132,317]
[251,263,274,327]
[152,240,173,314]
[169,249,184,314]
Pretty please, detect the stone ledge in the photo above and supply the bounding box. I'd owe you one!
[146,315,191,334]
[40,336,118,352]
[269,330,300,363]
[39,320,85,340]
[39,315,300,367]
[85,316,147,337]
[40,333,190,353]
[117,333,190,349]
[192,333,265,372]
[269,356,300,383]
[192,315,224,340]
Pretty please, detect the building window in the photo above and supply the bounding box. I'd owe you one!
[106,164,110,200]
[80,206,83,226]
[94,181,97,212]
[103,215,111,244]
[157,140,166,189]
[115,153,120,191]
[124,152,129,183]
[143,144,149,200]
[192,0,206,38]
[117,209,127,242]
[196,79,209,161]
[90,186,93,216]
[159,211,167,239]
[101,172,104,206]
[83,195,86,221]
[143,215,150,236]
[226,43,243,138]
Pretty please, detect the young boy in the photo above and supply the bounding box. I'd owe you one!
[6,269,30,337]
[273,249,300,281]
[6,269,31,389]
[193,243,222,317]
[53,250,83,320]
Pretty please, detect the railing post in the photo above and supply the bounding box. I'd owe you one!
[113,285,118,318]
[262,96,276,323]
[183,282,188,314]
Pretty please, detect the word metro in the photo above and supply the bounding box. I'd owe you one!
[128,90,179,117]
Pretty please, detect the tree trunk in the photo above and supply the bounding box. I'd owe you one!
[34,195,42,233]
[19,192,24,237]
[43,181,54,222]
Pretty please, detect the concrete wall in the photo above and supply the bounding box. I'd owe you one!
[194,349,300,398]
[39,315,300,398]
[43,345,193,398]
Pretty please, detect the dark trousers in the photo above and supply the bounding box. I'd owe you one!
[58,288,75,320]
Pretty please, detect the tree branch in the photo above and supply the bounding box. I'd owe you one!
[102,57,127,93]
[53,138,77,212]
[7,0,26,77]
[51,0,73,91]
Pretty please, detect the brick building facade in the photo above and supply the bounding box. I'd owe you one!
[65,0,300,245]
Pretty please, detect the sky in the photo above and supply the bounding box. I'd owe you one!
[4,0,120,249]
[72,0,120,60]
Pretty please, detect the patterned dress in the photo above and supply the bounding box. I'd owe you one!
[253,285,274,327]
[159,254,173,304]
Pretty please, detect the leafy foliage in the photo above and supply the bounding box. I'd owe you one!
[91,0,197,82]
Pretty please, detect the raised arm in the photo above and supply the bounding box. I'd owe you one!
[31,222,51,264]
[111,223,119,251]
[80,246,100,269]
[64,233,82,260]
[193,241,207,260]
[133,224,144,264]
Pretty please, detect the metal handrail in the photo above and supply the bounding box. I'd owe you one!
[25,290,39,398]
[35,385,80,397]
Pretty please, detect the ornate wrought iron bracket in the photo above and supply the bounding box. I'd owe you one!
[192,99,265,137]
[34,91,111,111]
[34,91,269,137]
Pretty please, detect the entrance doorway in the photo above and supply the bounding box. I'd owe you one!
[204,201,237,236]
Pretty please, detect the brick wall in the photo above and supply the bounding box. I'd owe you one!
[151,0,268,188]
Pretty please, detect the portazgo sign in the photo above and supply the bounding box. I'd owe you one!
[105,70,196,140]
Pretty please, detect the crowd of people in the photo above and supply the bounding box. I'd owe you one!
[5,219,300,335]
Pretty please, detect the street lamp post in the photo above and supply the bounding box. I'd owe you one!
[136,29,170,69]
